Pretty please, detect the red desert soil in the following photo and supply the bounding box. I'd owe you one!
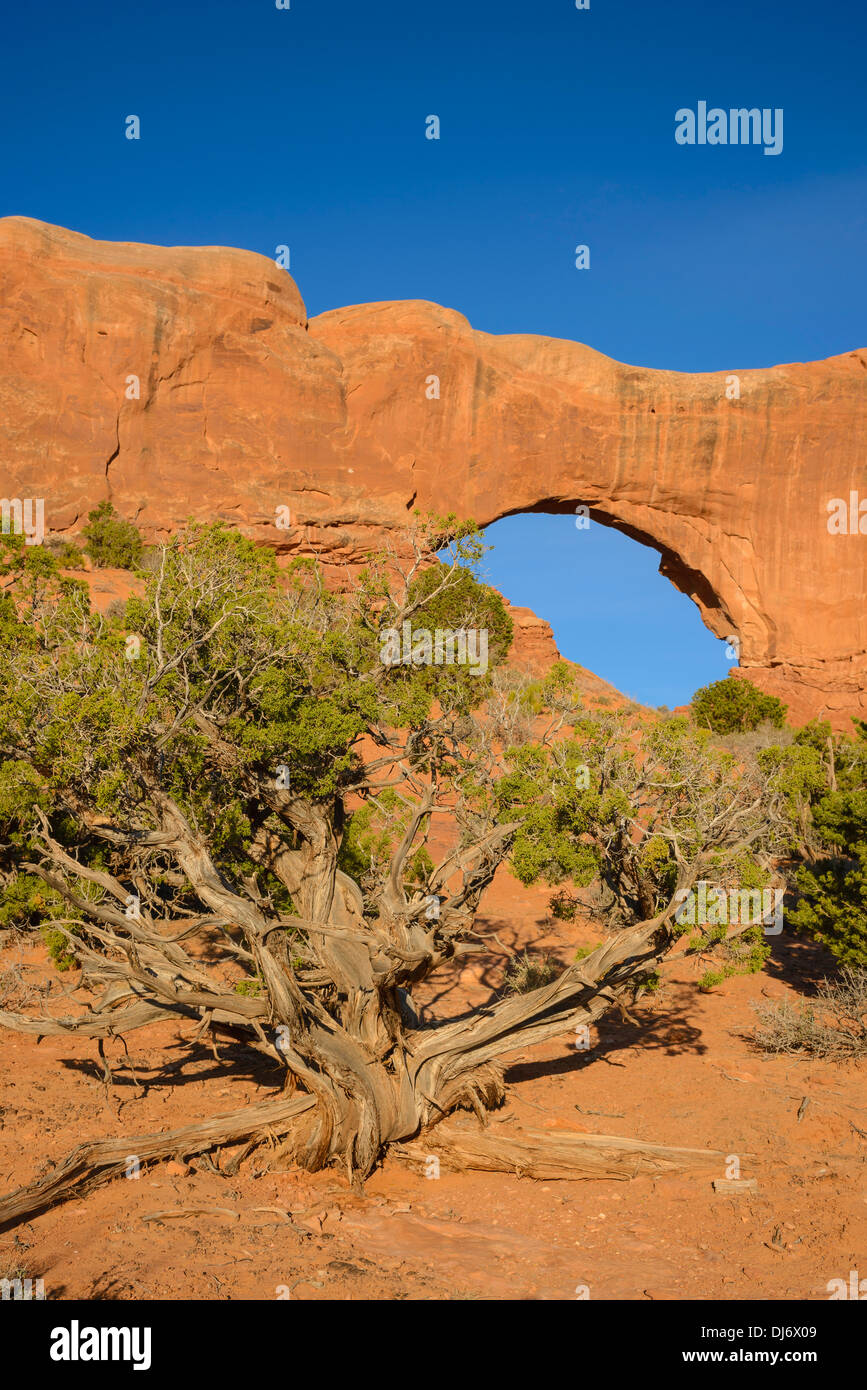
[1,866,864,1302]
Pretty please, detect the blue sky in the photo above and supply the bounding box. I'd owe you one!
[3,0,864,704]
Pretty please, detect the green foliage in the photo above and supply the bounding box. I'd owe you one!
[727,852,772,891]
[673,852,774,987]
[497,740,603,890]
[0,761,48,846]
[498,696,784,930]
[47,538,84,566]
[697,926,770,991]
[637,834,677,898]
[766,722,867,966]
[573,942,601,961]
[337,791,432,897]
[0,515,791,1005]
[82,501,143,570]
[0,532,88,614]
[691,677,787,734]
[338,797,401,887]
[406,844,435,887]
[376,538,513,723]
[0,873,53,929]
[233,977,264,997]
[0,519,525,953]
[758,738,828,845]
[0,861,85,971]
[550,890,579,921]
[789,818,867,967]
[636,969,662,994]
[40,924,79,972]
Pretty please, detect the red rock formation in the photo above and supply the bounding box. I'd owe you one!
[1,217,864,726]
[503,601,562,674]
[501,601,627,706]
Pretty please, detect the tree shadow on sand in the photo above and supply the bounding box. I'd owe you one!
[504,991,709,1089]
[59,1035,284,1095]
[761,930,840,997]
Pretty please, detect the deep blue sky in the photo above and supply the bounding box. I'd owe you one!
[3,0,864,704]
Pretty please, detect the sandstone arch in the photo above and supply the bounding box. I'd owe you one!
[1,216,864,724]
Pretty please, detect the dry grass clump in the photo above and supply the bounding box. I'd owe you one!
[716,723,795,757]
[503,950,559,995]
[751,967,867,1059]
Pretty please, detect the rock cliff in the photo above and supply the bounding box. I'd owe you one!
[1,217,864,724]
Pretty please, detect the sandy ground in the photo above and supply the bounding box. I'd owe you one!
[1,867,864,1302]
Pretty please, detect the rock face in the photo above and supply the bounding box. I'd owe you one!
[503,602,563,674]
[1,216,864,725]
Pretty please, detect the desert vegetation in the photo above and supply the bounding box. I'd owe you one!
[691,674,787,734]
[0,517,863,1230]
[752,966,867,1059]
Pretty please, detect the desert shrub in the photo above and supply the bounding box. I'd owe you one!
[674,852,775,990]
[40,924,79,972]
[639,969,661,993]
[549,889,579,921]
[788,822,867,967]
[769,722,867,966]
[233,977,265,998]
[691,677,787,734]
[338,799,399,887]
[719,724,795,758]
[0,872,84,971]
[574,943,601,961]
[44,536,83,566]
[751,967,867,1058]
[0,872,48,930]
[0,1256,35,1286]
[503,951,558,993]
[0,516,795,1206]
[82,501,143,570]
[137,546,165,573]
[697,925,769,991]
[758,729,830,853]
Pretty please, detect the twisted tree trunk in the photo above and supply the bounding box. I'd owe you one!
[0,777,705,1228]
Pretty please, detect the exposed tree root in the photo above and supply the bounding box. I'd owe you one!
[393,1121,733,1181]
[0,1092,316,1232]
[0,1078,735,1233]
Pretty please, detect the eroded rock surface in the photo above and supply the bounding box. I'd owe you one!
[1,216,864,723]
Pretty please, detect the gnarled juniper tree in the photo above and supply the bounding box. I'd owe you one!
[0,519,787,1219]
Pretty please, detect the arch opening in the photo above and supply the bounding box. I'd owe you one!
[478,511,735,710]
